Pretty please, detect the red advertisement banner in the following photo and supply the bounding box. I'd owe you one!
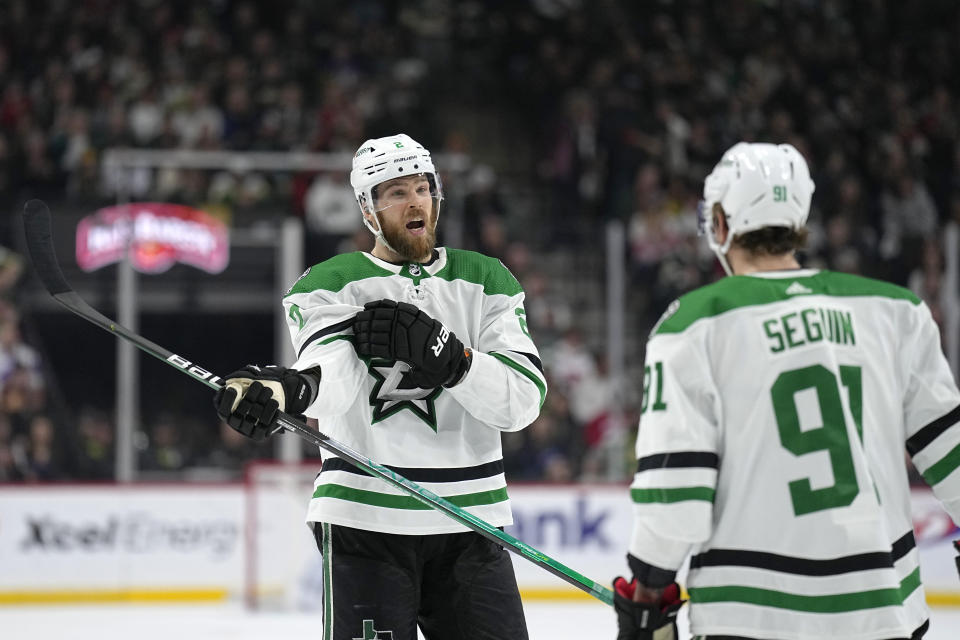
[76,203,229,274]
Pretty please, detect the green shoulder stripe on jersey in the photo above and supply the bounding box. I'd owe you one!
[688,567,921,613]
[284,252,394,296]
[312,484,509,509]
[920,441,960,486]
[490,352,547,408]
[630,487,715,503]
[656,271,920,335]
[434,248,523,297]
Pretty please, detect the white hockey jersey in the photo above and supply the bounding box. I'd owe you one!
[284,247,546,535]
[629,269,960,640]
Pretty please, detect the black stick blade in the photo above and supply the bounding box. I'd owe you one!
[23,199,72,296]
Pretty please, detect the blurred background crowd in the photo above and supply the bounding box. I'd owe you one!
[0,0,957,484]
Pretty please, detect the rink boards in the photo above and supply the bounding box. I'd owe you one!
[0,482,956,606]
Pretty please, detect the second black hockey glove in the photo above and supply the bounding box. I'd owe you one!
[613,577,684,640]
[353,299,472,389]
[213,365,321,441]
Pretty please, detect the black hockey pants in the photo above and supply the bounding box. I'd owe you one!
[313,523,529,640]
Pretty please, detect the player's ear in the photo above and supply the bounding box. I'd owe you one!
[712,203,729,244]
[362,207,381,232]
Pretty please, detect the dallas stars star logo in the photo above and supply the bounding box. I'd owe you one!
[354,619,393,639]
[367,359,442,431]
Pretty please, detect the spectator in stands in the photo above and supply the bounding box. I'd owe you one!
[171,86,224,149]
[197,420,259,475]
[20,413,61,481]
[74,406,114,480]
[546,327,596,395]
[0,412,22,481]
[140,414,191,473]
[303,171,364,261]
[520,270,573,345]
[3,1,960,485]
[463,164,510,257]
[0,246,23,294]
[0,317,45,416]
[909,239,946,330]
[0,441,22,481]
[879,171,939,283]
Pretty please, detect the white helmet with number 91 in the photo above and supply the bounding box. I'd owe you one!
[350,134,443,253]
[699,142,815,274]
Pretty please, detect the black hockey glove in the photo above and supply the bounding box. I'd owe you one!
[353,299,472,389]
[613,577,684,640]
[213,365,321,441]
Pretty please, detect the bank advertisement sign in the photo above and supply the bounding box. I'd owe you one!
[506,486,632,594]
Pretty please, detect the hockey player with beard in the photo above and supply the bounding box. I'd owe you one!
[613,143,960,640]
[215,134,545,639]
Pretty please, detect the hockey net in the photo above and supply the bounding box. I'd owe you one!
[244,461,325,611]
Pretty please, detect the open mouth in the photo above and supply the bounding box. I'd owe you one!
[406,220,425,230]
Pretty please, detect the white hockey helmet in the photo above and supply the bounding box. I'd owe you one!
[350,134,443,252]
[699,142,815,274]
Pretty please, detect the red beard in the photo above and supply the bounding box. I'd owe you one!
[380,207,438,262]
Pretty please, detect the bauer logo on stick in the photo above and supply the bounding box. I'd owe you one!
[166,354,222,385]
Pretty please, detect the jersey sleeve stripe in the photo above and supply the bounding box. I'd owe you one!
[321,457,504,482]
[493,349,545,375]
[312,484,509,509]
[509,350,544,373]
[687,567,921,614]
[636,451,719,472]
[632,467,717,488]
[297,318,355,357]
[890,530,918,561]
[905,403,960,456]
[918,441,960,486]
[489,351,547,407]
[630,487,715,503]
[689,539,909,576]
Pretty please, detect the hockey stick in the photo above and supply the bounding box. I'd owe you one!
[22,199,615,606]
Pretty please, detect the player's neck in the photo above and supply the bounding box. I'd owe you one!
[372,243,403,263]
[729,250,801,275]
[371,242,433,265]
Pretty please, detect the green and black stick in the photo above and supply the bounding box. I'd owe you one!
[22,199,615,606]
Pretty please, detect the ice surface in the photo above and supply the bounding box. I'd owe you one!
[1,601,957,639]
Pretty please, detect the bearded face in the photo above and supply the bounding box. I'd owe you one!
[370,175,440,262]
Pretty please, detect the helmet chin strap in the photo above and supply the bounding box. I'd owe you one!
[714,249,734,276]
[707,206,736,276]
[364,209,401,257]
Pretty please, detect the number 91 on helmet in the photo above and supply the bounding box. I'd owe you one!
[698,142,816,274]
